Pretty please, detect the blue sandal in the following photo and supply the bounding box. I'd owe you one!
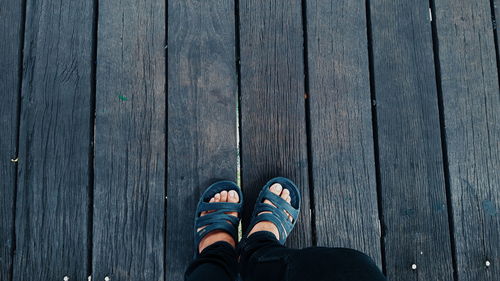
[194,181,243,256]
[246,177,301,244]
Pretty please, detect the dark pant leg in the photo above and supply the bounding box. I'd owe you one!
[239,231,386,281]
[238,231,291,281]
[185,241,238,281]
[286,247,386,281]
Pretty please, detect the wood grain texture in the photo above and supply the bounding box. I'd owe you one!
[306,0,381,264]
[239,0,312,248]
[495,0,500,59]
[434,0,500,279]
[369,0,454,279]
[12,0,93,280]
[166,0,238,280]
[93,0,165,280]
[0,0,23,280]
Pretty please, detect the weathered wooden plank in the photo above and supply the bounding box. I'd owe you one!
[239,0,312,247]
[12,0,94,280]
[166,0,238,280]
[369,0,454,279]
[0,0,23,280]
[495,0,500,59]
[434,0,500,279]
[306,0,381,264]
[93,0,165,280]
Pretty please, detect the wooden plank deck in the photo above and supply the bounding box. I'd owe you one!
[239,0,313,248]
[166,1,238,280]
[0,1,23,280]
[1,0,498,281]
[434,0,500,279]
[11,0,94,280]
[93,0,166,280]
[370,1,454,279]
[306,0,381,264]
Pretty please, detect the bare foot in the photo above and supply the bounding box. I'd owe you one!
[248,183,293,240]
[197,190,240,253]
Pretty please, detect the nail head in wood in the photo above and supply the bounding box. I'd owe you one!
[411,264,417,270]
[485,260,491,267]
[105,277,111,281]
[63,276,69,281]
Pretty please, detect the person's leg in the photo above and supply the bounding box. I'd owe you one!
[239,232,386,281]
[286,247,386,281]
[238,231,289,281]
[239,181,386,281]
[185,241,238,281]
[185,188,241,281]
[238,182,297,281]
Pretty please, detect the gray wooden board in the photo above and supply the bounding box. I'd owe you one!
[434,0,500,279]
[495,0,500,62]
[239,0,312,248]
[369,0,454,279]
[12,0,94,280]
[306,0,381,265]
[166,0,238,280]
[93,0,165,280]
[0,0,23,280]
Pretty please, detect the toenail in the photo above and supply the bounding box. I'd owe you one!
[229,190,236,198]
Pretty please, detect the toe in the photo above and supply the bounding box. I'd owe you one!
[228,190,239,203]
[220,190,228,202]
[270,183,283,195]
[202,197,216,216]
[280,189,293,221]
[227,190,239,217]
[214,193,221,202]
[281,188,290,200]
[263,199,274,207]
[285,196,293,221]
[263,183,283,208]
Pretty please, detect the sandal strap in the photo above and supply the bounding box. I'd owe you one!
[197,221,238,243]
[195,207,240,243]
[257,189,299,218]
[247,177,301,244]
[196,210,239,227]
[249,213,289,242]
[254,203,292,225]
[199,202,240,213]
[193,181,242,257]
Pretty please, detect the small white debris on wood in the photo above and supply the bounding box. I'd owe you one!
[165,196,168,199]
[105,276,111,281]
[420,251,423,255]
[88,276,92,281]
[11,158,18,163]
[63,276,69,281]
[429,8,432,22]
[485,260,491,267]
[411,264,417,270]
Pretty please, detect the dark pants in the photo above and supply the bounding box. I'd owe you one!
[185,231,387,281]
